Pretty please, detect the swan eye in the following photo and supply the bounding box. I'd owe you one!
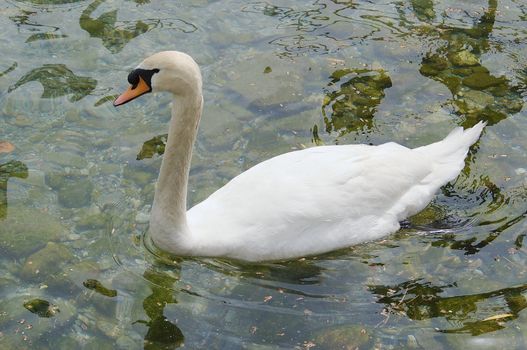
[127,68,160,90]
[127,70,140,88]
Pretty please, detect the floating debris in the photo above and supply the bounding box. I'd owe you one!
[83,279,118,297]
[482,313,514,322]
[94,94,119,107]
[137,134,167,160]
[23,299,59,318]
[0,141,14,154]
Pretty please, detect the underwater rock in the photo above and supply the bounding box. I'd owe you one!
[76,213,108,231]
[0,277,15,294]
[13,114,33,127]
[462,72,506,90]
[462,90,495,111]
[450,50,479,67]
[420,55,449,76]
[58,177,94,208]
[407,334,419,348]
[123,163,156,187]
[99,163,121,176]
[44,151,88,169]
[64,108,82,123]
[446,332,522,349]
[96,317,123,338]
[21,242,75,281]
[135,211,150,224]
[313,324,371,349]
[84,338,116,350]
[47,335,80,349]
[0,207,64,257]
[223,52,305,109]
[46,260,101,298]
[45,173,94,208]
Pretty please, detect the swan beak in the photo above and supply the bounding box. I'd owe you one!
[114,76,151,106]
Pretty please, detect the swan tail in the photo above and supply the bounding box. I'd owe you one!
[388,121,486,221]
[416,121,486,184]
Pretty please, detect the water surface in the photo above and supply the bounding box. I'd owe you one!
[1,0,527,348]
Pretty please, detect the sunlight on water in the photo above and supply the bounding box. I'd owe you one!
[0,0,526,348]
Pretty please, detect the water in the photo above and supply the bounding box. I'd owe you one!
[0,0,526,348]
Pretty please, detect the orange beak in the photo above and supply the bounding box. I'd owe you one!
[113,76,151,106]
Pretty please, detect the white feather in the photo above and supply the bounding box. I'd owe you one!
[188,122,485,261]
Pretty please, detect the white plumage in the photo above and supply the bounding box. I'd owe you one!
[114,51,485,262]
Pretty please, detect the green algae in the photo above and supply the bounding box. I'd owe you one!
[83,279,118,297]
[137,134,167,160]
[462,73,507,90]
[23,298,59,318]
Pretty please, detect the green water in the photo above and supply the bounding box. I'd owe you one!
[1,0,526,348]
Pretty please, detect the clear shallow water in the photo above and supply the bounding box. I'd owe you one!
[0,0,526,348]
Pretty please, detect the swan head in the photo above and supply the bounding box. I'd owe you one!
[114,51,202,106]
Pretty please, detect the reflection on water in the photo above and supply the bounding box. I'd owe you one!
[80,0,197,54]
[208,258,324,288]
[8,64,97,102]
[0,62,17,78]
[322,68,392,134]
[243,1,334,56]
[415,0,523,126]
[0,160,28,219]
[9,9,68,42]
[139,268,184,349]
[370,279,527,335]
[1,0,527,348]
[418,173,523,256]
[431,208,527,255]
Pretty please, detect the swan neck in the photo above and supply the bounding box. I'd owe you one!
[150,93,202,246]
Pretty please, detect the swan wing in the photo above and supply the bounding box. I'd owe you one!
[188,143,434,260]
[187,121,485,261]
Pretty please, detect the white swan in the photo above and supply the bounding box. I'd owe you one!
[114,51,485,262]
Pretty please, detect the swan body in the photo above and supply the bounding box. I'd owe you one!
[114,51,485,262]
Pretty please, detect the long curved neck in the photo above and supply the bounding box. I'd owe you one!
[150,92,202,250]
